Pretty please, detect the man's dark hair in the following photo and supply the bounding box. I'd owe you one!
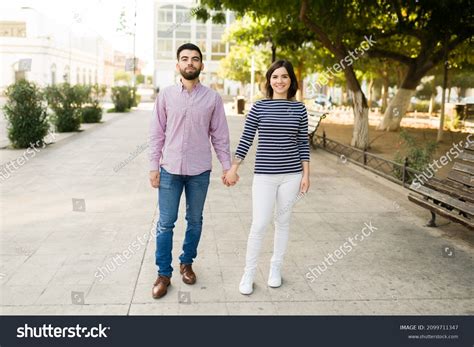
[177,43,203,61]
[265,59,298,100]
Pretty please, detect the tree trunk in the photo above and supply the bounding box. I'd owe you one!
[343,65,369,149]
[367,77,374,108]
[349,89,369,149]
[381,78,389,113]
[296,62,304,101]
[271,44,276,63]
[428,93,435,116]
[377,88,415,131]
[377,64,424,131]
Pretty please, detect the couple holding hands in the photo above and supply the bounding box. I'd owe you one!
[149,43,310,299]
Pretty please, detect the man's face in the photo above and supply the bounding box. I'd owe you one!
[176,49,203,80]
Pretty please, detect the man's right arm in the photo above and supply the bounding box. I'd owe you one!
[149,92,167,188]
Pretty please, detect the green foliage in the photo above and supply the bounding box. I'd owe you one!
[114,71,132,84]
[2,80,49,148]
[81,105,103,123]
[408,100,440,113]
[44,83,90,132]
[394,130,438,176]
[111,86,138,112]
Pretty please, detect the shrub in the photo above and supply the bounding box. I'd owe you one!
[2,80,50,148]
[111,86,131,112]
[44,83,90,132]
[81,105,102,123]
[394,129,438,182]
[80,84,106,123]
[111,86,140,112]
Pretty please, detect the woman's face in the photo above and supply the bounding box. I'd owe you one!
[270,67,291,96]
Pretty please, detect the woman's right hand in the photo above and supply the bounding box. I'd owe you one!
[224,170,239,186]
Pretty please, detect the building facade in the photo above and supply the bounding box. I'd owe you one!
[154,0,238,94]
[0,8,106,91]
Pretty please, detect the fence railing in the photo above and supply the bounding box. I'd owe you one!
[314,131,422,188]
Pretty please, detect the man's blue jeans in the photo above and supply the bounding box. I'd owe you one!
[155,167,210,277]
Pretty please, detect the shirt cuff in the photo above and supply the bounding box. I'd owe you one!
[150,160,161,171]
[221,160,231,171]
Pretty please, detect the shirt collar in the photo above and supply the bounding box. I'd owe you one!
[178,79,202,93]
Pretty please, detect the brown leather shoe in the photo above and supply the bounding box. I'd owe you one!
[180,264,196,285]
[152,275,170,299]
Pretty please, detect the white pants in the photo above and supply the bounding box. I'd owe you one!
[244,172,302,272]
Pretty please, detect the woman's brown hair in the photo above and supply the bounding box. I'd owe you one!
[265,60,298,100]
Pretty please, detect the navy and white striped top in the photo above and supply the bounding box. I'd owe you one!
[235,99,310,174]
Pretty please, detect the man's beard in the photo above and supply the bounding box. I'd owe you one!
[180,67,201,80]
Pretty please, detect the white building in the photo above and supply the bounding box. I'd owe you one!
[0,8,105,91]
[154,0,239,95]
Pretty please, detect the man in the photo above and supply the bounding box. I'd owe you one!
[149,43,234,299]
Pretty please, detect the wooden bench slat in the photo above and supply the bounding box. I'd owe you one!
[408,193,473,230]
[459,151,474,163]
[447,170,474,187]
[439,177,473,193]
[464,142,474,151]
[425,180,474,203]
[410,184,474,215]
[453,162,474,175]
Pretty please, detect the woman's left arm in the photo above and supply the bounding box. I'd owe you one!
[297,105,310,193]
[300,161,310,193]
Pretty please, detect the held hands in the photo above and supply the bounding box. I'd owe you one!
[222,169,239,187]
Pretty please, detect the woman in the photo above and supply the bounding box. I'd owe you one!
[224,60,310,295]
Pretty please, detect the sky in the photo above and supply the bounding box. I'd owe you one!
[3,0,155,74]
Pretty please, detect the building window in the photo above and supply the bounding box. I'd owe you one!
[157,39,173,59]
[211,25,225,40]
[158,9,173,23]
[211,41,226,60]
[175,25,191,39]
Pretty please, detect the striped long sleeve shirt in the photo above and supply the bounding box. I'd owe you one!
[235,99,310,174]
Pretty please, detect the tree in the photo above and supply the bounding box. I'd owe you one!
[365,0,474,130]
[197,0,373,149]
[221,14,323,100]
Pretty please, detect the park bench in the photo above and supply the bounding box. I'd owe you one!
[308,112,327,149]
[408,141,474,230]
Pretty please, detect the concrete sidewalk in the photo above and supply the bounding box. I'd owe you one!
[1,105,473,315]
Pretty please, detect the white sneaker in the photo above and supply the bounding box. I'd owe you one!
[239,270,255,295]
[268,266,282,288]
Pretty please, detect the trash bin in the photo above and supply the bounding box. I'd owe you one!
[236,96,245,115]
[454,104,466,120]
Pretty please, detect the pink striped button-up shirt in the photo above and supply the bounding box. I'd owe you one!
[149,81,231,175]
